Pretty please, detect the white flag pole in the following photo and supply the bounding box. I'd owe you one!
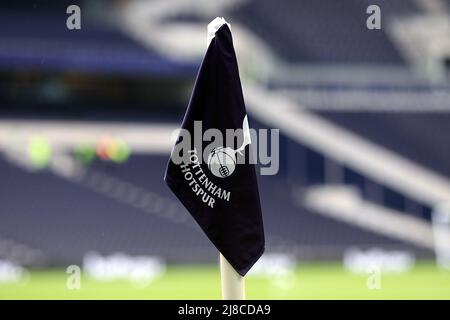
[220,253,245,300]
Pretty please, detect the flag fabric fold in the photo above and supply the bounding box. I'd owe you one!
[164,18,265,276]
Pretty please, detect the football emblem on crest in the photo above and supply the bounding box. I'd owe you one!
[207,147,236,178]
[206,115,252,178]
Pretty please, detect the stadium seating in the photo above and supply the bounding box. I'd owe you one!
[229,0,420,63]
[0,154,432,267]
[0,0,444,269]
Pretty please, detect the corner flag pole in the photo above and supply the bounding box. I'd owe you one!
[220,253,245,300]
[206,17,247,300]
[165,16,263,300]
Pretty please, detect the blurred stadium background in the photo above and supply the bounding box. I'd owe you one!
[1,0,450,299]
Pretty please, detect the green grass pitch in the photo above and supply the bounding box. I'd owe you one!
[1,262,449,299]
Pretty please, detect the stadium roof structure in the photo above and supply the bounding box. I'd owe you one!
[0,10,197,76]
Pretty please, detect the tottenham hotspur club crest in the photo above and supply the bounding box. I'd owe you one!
[207,115,252,178]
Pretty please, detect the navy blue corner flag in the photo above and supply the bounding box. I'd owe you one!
[164,18,264,276]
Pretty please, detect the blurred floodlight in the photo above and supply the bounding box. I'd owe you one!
[83,252,166,288]
[74,143,96,165]
[0,260,27,283]
[28,135,52,169]
[95,136,131,163]
[249,253,296,277]
[343,248,415,274]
